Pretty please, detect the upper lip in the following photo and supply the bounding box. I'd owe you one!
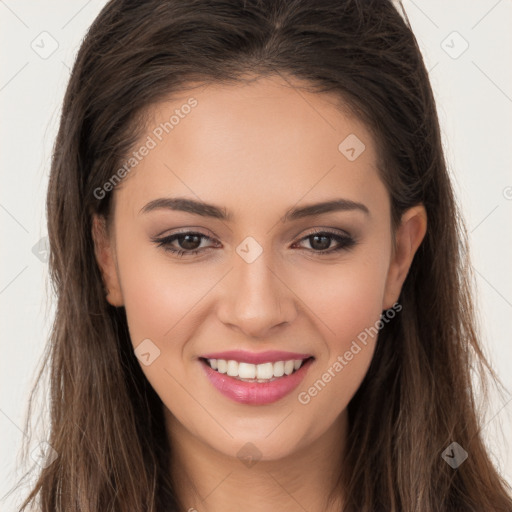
[200,350,313,365]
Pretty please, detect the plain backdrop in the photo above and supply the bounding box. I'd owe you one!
[1,0,511,509]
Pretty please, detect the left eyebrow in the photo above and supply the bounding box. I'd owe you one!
[139,196,370,221]
[283,198,370,221]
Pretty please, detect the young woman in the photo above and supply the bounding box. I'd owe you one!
[18,0,512,510]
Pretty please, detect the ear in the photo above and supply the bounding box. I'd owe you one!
[91,214,124,307]
[382,204,427,310]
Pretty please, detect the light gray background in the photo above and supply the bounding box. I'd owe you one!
[1,0,511,509]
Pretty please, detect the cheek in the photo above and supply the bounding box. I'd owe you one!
[114,242,203,412]
[122,271,182,345]
[115,239,207,346]
[293,250,390,408]
[297,252,390,349]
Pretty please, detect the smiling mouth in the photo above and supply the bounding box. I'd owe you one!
[199,356,314,383]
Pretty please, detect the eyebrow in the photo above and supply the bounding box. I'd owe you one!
[139,196,370,221]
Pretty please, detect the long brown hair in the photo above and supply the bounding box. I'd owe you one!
[16,0,512,510]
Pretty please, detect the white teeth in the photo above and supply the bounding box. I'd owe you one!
[217,359,227,373]
[238,362,256,379]
[273,361,285,377]
[226,360,238,377]
[205,357,309,380]
[256,362,273,379]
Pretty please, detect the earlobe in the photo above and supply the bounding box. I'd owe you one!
[91,214,124,307]
[382,205,427,310]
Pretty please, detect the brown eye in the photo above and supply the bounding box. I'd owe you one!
[152,231,219,257]
[294,230,356,254]
[174,234,203,251]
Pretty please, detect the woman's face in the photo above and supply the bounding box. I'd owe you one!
[93,75,426,462]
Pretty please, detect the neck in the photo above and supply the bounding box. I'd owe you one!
[165,409,347,512]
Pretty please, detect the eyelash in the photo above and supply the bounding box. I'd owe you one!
[152,229,356,258]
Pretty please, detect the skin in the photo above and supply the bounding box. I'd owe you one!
[92,74,427,512]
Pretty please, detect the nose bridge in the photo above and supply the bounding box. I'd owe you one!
[217,243,295,337]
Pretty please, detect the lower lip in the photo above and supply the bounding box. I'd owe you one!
[200,357,314,405]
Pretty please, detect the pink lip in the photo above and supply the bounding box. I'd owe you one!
[199,357,314,405]
[200,350,312,365]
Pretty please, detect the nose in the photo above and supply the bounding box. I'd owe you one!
[216,249,298,339]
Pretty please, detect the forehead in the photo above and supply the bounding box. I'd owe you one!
[114,75,386,221]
